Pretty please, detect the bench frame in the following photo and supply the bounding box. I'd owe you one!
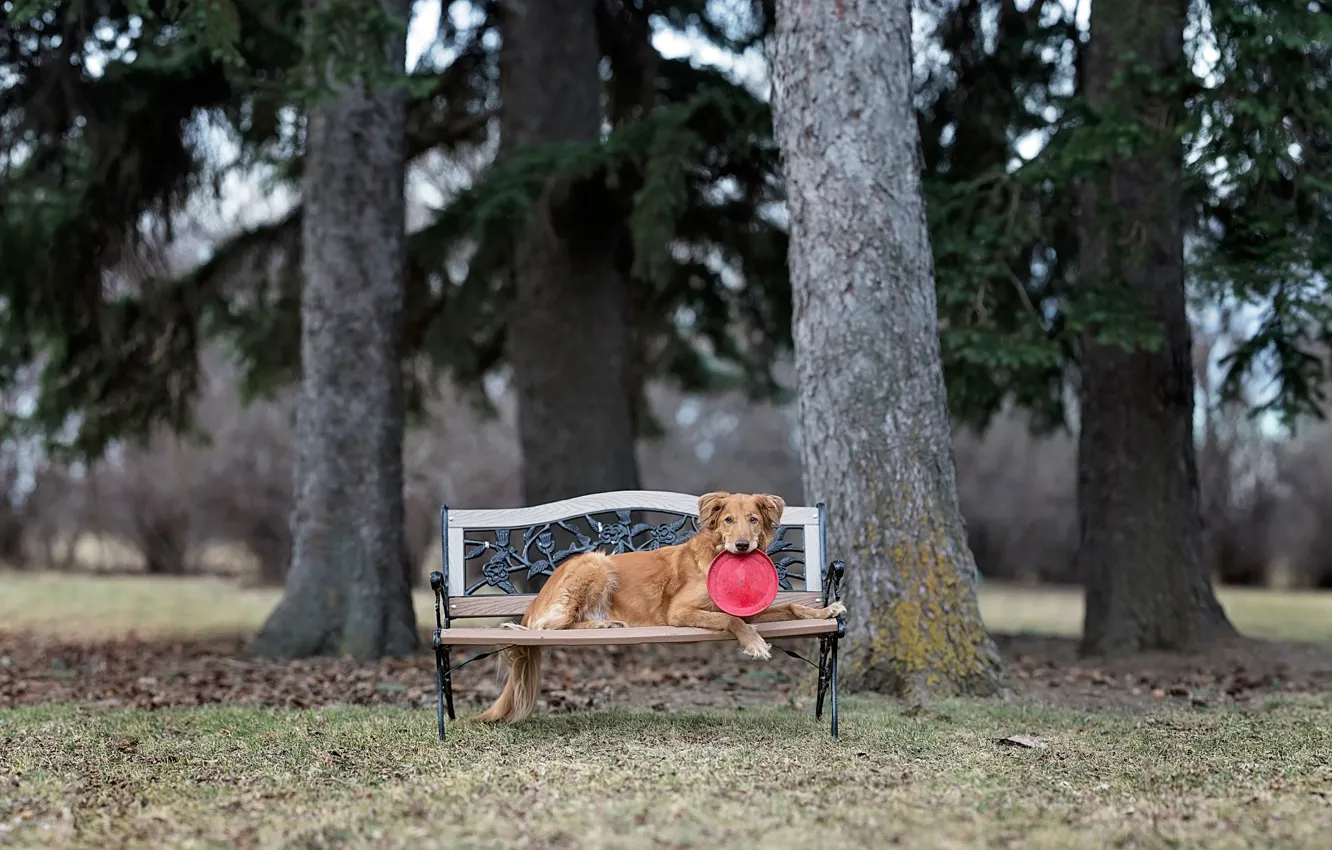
[427,490,847,740]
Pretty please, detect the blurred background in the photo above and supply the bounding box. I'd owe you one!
[2,0,1330,601]
[3,353,1329,593]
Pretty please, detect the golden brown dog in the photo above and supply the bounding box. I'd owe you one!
[476,491,847,724]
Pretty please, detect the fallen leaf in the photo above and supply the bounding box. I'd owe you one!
[996,734,1048,749]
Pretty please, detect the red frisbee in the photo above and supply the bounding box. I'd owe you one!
[707,550,779,617]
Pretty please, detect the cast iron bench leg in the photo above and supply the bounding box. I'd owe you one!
[815,635,831,721]
[434,636,447,740]
[829,634,840,740]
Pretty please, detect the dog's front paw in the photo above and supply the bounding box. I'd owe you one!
[741,640,772,660]
[596,620,628,629]
[823,602,847,618]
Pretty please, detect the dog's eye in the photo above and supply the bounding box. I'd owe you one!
[748,515,758,524]
[723,516,733,525]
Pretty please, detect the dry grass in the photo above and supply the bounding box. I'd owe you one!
[975,582,1332,644]
[3,697,1329,849]
[3,569,1331,644]
[0,572,438,639]
[2,572,1331,848]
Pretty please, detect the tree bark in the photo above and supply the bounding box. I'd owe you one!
[1076,0,1236,656]
[500,0,641,505]
[250,0,417,659]
[771,0,1003,698]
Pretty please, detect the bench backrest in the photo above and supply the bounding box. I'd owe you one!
[439,490,827,620]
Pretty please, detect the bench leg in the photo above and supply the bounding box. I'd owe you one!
[443,647,457,721]
[829,635,840,740]
[815,636,831,721]
[433,633,457,741]
[434,643,447,740]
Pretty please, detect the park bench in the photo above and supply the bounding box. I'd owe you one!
[427,490,847,740]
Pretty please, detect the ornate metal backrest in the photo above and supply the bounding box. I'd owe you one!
[440,490,826,619]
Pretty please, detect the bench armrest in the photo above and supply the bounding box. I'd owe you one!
[429,570,446,630]
[825,560,845,606]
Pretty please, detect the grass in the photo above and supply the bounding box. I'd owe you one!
[3,568,1331,643]
[0,571,439,639]
[975,582,1332,644]
[3,570,1330,848]
[3,697,1329,849]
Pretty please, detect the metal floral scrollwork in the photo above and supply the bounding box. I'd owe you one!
[766,526,805,590]
[462,510,806,596]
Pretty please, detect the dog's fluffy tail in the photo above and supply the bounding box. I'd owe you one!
[474,551,619,725]
[475,644,541,724]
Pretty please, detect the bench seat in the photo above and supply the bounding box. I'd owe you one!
[435,617,839,647]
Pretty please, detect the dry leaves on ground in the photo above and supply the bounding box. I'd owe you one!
[1,630,1327,716]
[0,631,806,716]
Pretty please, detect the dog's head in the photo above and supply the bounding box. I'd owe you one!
[696,491,786,556]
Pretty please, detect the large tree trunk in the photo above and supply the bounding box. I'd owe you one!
[771,0,1003,698]
[250,0,417,659]
[501,0,641,505]
[1076,0,1235,656]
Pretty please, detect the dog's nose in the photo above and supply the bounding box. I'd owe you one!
[735,540,751,552]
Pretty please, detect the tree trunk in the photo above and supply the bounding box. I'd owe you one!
[501,0,641,505]
[249,518,292,587]
[771,0,1003,698]
[137,511,188,576]
[250,0,417,659]
[0,479,23,565]
[1075,0,1236,657]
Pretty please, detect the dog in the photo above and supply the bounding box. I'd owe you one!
[475,491,847,724]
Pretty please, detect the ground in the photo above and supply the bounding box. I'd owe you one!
[1,571,1330,848]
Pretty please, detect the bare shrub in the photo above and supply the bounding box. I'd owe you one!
[402,377,523,576]
[83,434,199,575]
[953,412,1078,584]
[638,381,804,501]
[16,336,1332,596]
[1262,423,1332,588]
[186,350,296,584]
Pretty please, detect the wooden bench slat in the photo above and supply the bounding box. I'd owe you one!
[447,590,824,618]
[447,490,822,529]
[435,618,838,646]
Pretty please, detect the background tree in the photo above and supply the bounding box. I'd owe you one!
[4,1,1331,658]
[0,1,792,502]
[250,0,417,659]
[1073,0,1238,656]
[498,0,640,503]
[771,0,1002,697]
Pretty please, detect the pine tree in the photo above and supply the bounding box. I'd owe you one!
[498,0,640,503]
[771,0,1003,698]
[248,0,419,659]
[1074,0,1236,655]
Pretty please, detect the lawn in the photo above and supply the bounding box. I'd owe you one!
[2,570,1330,849]
[4,696,1329,849]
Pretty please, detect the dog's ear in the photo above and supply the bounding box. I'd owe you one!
[755,494,785,529]
[698,491,729,529]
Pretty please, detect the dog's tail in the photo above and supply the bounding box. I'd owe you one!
[475,644,542,724]
[474,551,619,725]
